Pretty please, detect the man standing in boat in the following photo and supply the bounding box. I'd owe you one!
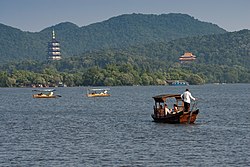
[181,89,196,112]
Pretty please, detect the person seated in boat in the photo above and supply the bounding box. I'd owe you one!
[173,104,178,113]
[103,90,108,94]
[164,104,172,115]
[157,105,164,117]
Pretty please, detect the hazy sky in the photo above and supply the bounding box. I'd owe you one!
[1,0,249,32]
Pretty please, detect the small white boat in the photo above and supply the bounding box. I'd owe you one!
[32,89,61,98]
[86,88,111,97]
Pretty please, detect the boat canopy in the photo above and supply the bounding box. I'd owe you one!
[88,88,110,91]
[32,89,56,92]
[152,94,181,103]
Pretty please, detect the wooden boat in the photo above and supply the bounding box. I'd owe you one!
[151,94,199,124]
[32,89,61,98]
[86,88,111,97]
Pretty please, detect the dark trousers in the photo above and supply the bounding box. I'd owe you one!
[184,102,190,112]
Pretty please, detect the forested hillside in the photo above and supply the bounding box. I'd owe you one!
[0,13,226,63]
[0,30,250,87]
[1,13,249,87]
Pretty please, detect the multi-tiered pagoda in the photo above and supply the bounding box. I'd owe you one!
[47,29,62,60]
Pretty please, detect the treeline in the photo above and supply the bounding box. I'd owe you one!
[166,63,250,84]
[1,57,249,87]
[0,63,167,87]
[0,51,208,87]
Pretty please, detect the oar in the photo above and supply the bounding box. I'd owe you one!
[57,95,62,97]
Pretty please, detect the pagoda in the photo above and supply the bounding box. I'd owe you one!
[47,29,62,60]
[179,52,196,63]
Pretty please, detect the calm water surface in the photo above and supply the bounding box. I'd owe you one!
[0,84,249,166]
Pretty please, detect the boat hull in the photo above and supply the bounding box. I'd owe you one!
[151,109,199,124]
[86,94,110,97]
[33,94,57,98]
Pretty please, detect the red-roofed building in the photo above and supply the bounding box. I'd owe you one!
[179,52,196,63]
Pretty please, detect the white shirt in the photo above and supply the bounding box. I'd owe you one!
[181,91,195,103]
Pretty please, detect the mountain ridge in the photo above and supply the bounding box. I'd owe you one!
[0,13,226,63]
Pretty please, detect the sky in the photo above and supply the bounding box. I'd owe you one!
[1,0,250,32]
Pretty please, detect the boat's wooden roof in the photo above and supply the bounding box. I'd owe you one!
[32,89,56,92]
[88,88,110,91]
[152,94,181,102]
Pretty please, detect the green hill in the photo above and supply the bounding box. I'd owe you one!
[1,29,249,86]
[0,13,226,63]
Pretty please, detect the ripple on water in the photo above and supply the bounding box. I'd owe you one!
[0,85,249,166]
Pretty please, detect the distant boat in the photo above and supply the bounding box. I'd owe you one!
[166,80,189,86]
[32,89,61,98]
[58,82,67,87]
[171,81,189,86]
[151,94,199,124]
[86,88,111,97]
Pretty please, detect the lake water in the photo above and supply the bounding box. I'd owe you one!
[0,84,249,166]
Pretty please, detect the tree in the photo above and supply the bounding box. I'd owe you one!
[186,74,205,85]
[33,76,46,85]
[141,73,153,85]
